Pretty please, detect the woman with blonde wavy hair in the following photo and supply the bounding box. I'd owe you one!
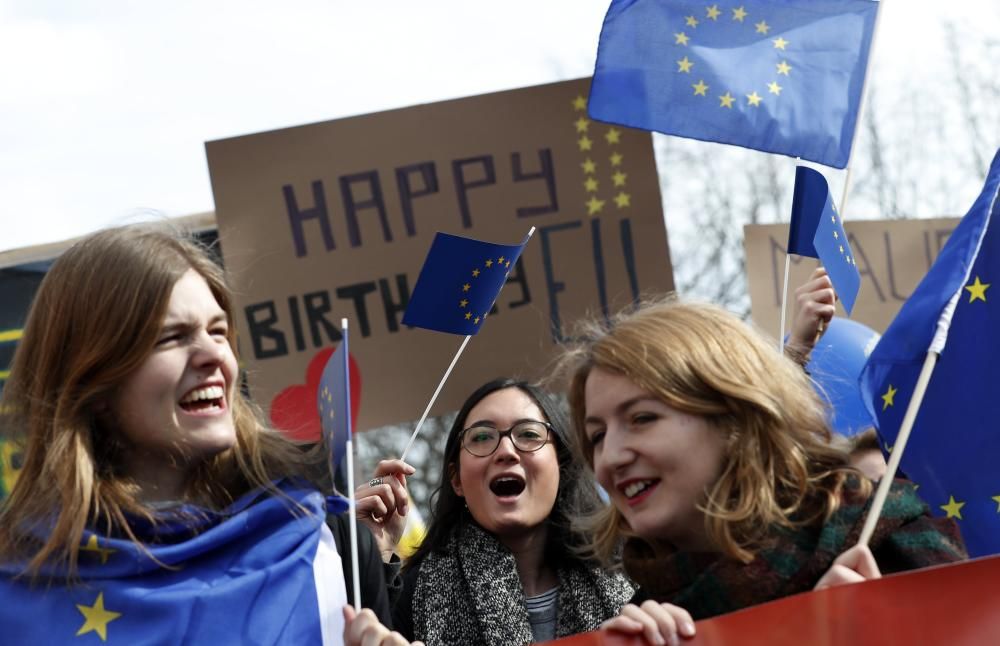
[0,225,395,645]
[562,298,966,644]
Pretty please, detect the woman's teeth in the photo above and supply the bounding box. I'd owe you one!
[180,385,224,404]
[623,480,654,498]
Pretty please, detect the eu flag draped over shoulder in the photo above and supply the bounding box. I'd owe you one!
[859,150,1000,558]
[319,323,351,471]
[588,0,879,168]
[0,480,350,644]
[403,232,528,335]
[787,165,861,313]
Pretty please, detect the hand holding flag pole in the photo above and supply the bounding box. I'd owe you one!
[399,227,535,462]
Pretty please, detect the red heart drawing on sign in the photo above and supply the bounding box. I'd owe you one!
[269,347,361,442]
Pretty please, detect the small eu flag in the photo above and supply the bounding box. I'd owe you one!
[0,480,349,644]
[788,165,861,313]
[859,149,1000,558]
[588,0,879,168]
[403,232,529,335]
[318,321,351,471]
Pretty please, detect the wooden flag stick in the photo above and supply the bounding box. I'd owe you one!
[400,334,472,462]
[340,317,361,612]
[858,350,938,547]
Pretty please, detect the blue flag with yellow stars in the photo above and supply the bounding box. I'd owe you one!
[859,149,1000,558]
[319,322,351,471]
[588,0,879,168]
[402,231,529,335]
[788,165,861,313]
[0,480,350,644]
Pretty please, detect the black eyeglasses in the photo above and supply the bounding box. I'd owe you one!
[460,420,553,457]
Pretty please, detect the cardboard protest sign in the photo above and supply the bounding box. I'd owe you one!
[206,78,673,434]
[744,217,959,336]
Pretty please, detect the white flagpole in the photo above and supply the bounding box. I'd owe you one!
[399,226,537,462]
[340,317,361,612]
[857,351,938,547]
[778,254,792,352]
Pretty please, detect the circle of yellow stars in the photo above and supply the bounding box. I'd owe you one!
[673,4,792,110]
[573,96,630,219]
[460,255,512,326]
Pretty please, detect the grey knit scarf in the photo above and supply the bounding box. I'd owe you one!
[412,523,634,645]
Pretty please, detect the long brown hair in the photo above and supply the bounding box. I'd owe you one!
[0,224,318,578]
[562,298,869,564]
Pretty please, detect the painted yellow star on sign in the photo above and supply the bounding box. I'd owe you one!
[685,15,699,27]
[581,158,596,174]
[692,80,709,96]
[586,197,606,215]
[965,276,990,303]
[940,495,965,520]
[76,592,122,642]
[572,95,587,111]
[719,92,735,108]
[755,20,770,34]
[992,494,1000,513]
[732,6,748,22]
[674,32,690,46]
[614,192,631,208]
[677,56,694,73]
[612,171,627,187]
[584,177,598,192]
[746,91,762,106]
[776,61,792,75]
[577,136,593,151]
[881,384,897,411]
[605,128,621,144]
[773,36,789,50]
[574,117,589,133]
[768,81,783,95]
[609,152,624,167]
[706,4,721,20]
[81,535,116,565]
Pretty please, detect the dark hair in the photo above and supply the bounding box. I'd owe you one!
[405,377,602,571]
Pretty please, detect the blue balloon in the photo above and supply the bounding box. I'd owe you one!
[804,317,881,437]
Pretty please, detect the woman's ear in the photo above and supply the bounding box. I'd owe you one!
[449,465,464,497]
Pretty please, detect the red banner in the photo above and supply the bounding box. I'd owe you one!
[546,556,1000,645]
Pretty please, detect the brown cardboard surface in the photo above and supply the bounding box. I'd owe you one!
[206,78,673,433]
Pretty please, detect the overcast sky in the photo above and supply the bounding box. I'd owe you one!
[1,0,997,253]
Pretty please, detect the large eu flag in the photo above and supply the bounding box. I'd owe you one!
[0,480,350,644]
[859,150,1000,558]
[787,165,861,313]
[588,0,879,168]
[402,232,529,335]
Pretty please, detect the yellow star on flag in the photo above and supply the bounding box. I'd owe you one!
[614,192,631,208]
[473,316,481,325]
[472,269,480,278]
[586,197,606,215]
[609,152,624,167]
[965,276,990,303]
[81,535,116,565]
[577,136,593,151]
[692,80,709,96]
[940,495,965,520]
[581,158,596,174]
[612,171,627,187]
[706,5,721,20]
[992,494,1000,512]
[773,37,789,50]
[881,384,897,411]
[674,32,690,46]
[76,592,122,642]
[746,92,762,106]
[719,92,735,108]
[498,256,505,264]
[572,95,587,110]
[484,259,493,268]
[677,56,694,73]
[768,81,782,95]
[776,61,792,75]
[833,230,839,239]
[605,128,621,144]
[685,15,699,27]
[732,6,748,22]
[584,177,598,192]
[755,20,770,34]
[574,117,589,133]
[462,283,470,292]
[839,244,844,254]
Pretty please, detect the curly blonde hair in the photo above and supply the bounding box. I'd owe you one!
[562,297,868,564]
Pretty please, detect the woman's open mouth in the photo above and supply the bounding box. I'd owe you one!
[179,385,226,414]
[489,475,526,498]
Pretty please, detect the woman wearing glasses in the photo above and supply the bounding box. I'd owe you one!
[349,377,633,646]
